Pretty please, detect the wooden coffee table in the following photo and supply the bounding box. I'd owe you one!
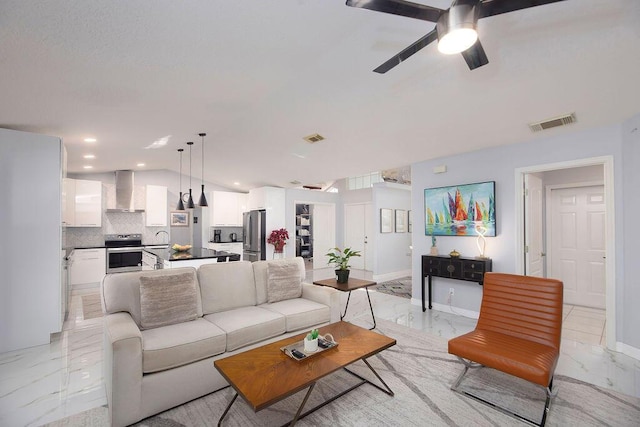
[313,277,378,329]
[214,321,395,426]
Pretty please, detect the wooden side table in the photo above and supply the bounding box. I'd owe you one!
[313,277,377,330]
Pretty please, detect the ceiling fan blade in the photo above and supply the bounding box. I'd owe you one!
[373,29,438,74]
[461,39,489,70]
[346,0,443,23]
[478,0,567,19]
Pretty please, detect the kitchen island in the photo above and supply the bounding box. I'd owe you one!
[142,247,241,269]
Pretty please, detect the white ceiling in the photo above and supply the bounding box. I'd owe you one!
[1,0,639,192]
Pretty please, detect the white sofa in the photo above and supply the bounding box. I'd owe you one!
[101,257,340,426]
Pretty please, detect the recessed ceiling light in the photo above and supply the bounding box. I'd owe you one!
[137,163,145,167]
[233,182,240,186]
[83,165,93,169]
[84,138,97,143]
[83,154,95,159]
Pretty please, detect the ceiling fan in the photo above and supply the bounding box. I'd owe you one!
[346,0,566,73]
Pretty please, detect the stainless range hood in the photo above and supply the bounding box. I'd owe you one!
[106,170,145,212]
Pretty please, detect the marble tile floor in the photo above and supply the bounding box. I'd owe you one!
[1,271,638,426]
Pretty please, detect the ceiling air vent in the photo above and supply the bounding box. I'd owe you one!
[528,113,576,132]
[303,133,325,143]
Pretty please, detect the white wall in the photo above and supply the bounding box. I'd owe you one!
[1,129,62,352]
[411,118,640,353]
[372,183,412,276]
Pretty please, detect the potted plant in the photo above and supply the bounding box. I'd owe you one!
[304,328,319,352]
[326,247,361,283]
[267,228,289,256]
[430,235,438,255]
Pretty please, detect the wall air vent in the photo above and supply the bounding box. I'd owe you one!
[303,133,325,143]
[528,113,576,132]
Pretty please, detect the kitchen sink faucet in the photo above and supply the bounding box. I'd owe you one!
[155,230,169,244]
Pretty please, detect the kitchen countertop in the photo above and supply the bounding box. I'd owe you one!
[143,247,239,262]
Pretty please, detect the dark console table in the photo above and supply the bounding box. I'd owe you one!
[421,255,492,311]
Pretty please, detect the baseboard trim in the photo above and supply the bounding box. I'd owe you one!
[409,298,479,320]
[616,341,640,361]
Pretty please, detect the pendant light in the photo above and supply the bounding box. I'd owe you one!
[186,142,195,209]
[198,132,208,207]
[176,148,185,211]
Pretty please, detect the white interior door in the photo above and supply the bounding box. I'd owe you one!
[549,185,606,308]
[524,174,544,277]
[312,204,335,270]
[344,203,371,270]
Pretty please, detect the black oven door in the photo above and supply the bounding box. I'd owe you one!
[107,247,143,273]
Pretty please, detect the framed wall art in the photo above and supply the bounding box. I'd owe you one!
[424,181,496,236]
[380,208,393,233]
[395,209,406,233]
[170,211,190,227]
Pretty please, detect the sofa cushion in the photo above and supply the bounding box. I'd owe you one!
[260,298,330,332]
[204,306,285,351]
[141,318,226,373]
[101,267,202,328]
[253,257,306,305]
[139,271,199,330]
[198,261,257,314]
[266,261,302,303]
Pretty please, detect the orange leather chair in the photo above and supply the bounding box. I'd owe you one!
[448,272,563,426]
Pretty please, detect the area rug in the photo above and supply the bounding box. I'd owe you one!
[46,319,640,426]
[371,276,412,299]
[81,294,103,320]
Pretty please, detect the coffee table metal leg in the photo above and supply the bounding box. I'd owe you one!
[217,392,239,426]
[287,383,316,427]
[344,358,394,397]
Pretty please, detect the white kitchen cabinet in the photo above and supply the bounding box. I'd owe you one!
[62,178,75,226]
[145,185,167,226]
[66,178,102,227]
[142,250,159,271]
[210,191,247,226]
[208,242,243,260]
[69,248,106,287]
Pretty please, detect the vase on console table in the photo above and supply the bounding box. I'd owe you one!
[430,246,438,256]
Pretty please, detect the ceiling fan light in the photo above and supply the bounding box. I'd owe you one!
[438,28,477,54]
[436,4,478,55]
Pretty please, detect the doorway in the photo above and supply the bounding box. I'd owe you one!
[516,156,615,349]
[344,203,373,271]
[294,202,336,270]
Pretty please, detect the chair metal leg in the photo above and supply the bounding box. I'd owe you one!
[450,358,556,427]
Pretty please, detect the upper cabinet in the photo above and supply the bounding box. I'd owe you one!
[64,178,102,227]
[210,191,248,226]
[145,185,167,226]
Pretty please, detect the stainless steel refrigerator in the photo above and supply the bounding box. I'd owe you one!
[243,210,266,262]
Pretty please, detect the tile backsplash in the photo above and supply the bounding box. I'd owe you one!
[65,184,170,248]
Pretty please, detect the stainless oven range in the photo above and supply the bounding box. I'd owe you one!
[105,234,143,273]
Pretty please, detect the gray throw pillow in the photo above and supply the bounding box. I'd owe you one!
[267,262,302,303]
[139,272,198,330]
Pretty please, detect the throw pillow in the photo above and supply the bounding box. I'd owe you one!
[267,261,302,303]
[139,272,198,330]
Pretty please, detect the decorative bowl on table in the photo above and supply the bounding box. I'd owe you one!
[171,244,192,252]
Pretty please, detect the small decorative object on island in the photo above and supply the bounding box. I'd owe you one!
[171,244,192,252]
[430,235,438,256]
[267,228,289,256]
[449,249,460,258]
[304,328,319,353]
[326,247,361,284]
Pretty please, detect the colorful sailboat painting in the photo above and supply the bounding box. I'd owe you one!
[424,181,496,236]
